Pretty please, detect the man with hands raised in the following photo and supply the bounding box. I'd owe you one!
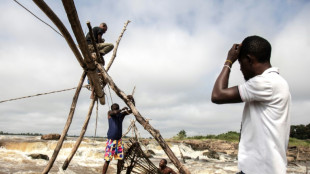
[212,36,291,174]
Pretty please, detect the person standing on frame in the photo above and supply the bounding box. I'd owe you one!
[102,98,134,174]
[211,35,291,174]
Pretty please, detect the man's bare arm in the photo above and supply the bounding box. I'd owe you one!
[211,44,243,104]
[108,110,121,117]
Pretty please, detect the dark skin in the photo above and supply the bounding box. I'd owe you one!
[102,102,133,174]
[159,159,177,174]
[211,44,271,104]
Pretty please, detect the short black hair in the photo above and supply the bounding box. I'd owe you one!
[100,23,107,27]
[111,103,119,110]
[239,35,272,63]
[162,159,167,164]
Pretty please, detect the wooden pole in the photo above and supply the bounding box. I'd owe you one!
[86,21,101,63]
[96,65,191,174]
[61,0,106,105]
[62,95,97,170]
[94,99,98,138]
[106,20,131,71]
[42,71,87,174]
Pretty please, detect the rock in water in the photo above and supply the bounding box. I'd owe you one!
[28,153,49,160]
[203,150,220,160]
[41,134,61,140]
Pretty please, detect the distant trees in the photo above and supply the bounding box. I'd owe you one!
[290,124,310,140]
[175,130,187,139]
[0,131,42,136]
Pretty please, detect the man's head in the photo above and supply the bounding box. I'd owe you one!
[238,35,272,80]
[159,159,167,168]
[111,103,119,111]
[99,23,107,33]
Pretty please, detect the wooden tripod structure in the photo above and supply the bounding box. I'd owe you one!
[31,0,190,174]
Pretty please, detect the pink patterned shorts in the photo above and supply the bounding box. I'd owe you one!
[104,139,124,161]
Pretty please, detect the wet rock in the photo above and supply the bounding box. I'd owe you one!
[203,150,220,160]
[144,152,153,158]
[183,156,191,160]
[41,134,61,140]
[28,153,49,160]
[141,139,150,146]
[147,149,155,155]
[287,156,295,163]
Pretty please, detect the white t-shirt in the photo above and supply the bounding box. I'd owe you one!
[238,67,291,174]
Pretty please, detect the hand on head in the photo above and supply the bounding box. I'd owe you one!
[227,43,242,64]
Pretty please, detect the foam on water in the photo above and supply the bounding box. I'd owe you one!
[0,135,308,174]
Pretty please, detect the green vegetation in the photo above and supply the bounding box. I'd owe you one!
[0,131,42,136]
[187,131,240,142]
[289,137,310,147]
[173,124,310,147]
[290,124,310,140]
[173,130,187,140]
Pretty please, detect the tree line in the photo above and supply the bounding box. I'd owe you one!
[0,131,42,136]
[175,123,310,140]
[290,123,310,140]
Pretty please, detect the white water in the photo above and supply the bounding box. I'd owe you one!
[0,135,308,174]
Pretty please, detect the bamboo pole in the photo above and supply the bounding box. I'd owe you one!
[96,66,190,174]
[61,21,130,170]
[61,0,106,105]
[42,71,87,174]
[62,95,97,170]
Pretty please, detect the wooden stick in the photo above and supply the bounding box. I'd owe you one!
[132,86,136,96]
[96,65,191,174]
[61,0,105,105]
[42,71,86,174]
[86,21,101,62]
[94,99,99,138]
[62,95,97,170]
[106,20,131,71]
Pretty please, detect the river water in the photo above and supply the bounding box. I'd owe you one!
[0,135,308,174]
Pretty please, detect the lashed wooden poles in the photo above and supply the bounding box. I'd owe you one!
[61,0,105,105]
[33,0,105,105]
[42,71,87,174]
[95,66,191,174]
[62,96,97,170]
[61,21,130,170]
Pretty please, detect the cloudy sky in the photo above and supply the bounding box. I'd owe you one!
[0,0,309,138]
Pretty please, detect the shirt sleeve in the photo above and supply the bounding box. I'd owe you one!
[238,76,273,102]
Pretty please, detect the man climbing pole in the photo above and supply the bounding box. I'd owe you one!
[85,22,114,66]
[102,96,135,174]
[211,35,291,174]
